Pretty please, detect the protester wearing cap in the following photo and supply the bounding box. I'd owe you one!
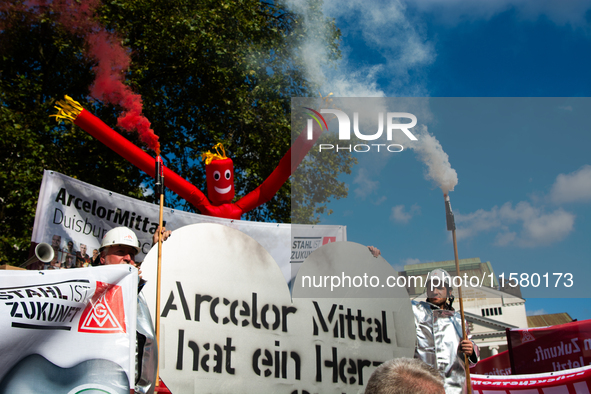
[99,226,170,394]
[412,268,479,394]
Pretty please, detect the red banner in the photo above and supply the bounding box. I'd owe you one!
[470,349,512,376]
[507,319,591,374]
[472,365,591,393]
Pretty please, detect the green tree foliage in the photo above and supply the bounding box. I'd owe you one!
[0,0,355,265]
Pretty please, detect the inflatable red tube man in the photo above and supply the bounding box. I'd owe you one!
[204,145,235,205]
[52,96,322,220]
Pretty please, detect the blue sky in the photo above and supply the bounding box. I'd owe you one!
[303,1,591,320]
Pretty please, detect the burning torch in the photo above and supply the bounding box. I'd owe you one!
[155,155,164,387]
[444,193,472,393]
[52,96,170,388]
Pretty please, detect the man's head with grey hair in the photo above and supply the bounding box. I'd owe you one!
[364,357,445,394]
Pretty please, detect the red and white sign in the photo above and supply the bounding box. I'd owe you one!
[520,329,535,343]
[472,365,591,393]
[470,349,512,376]
[507,319,591,374]
[78,281,126,333]
[322,236,336,245]
[0,266,137,392]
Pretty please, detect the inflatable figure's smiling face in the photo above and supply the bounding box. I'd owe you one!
[206,158,235,204]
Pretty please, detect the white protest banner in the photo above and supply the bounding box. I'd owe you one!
[142,223,415,393]
[0,265,137,393]
[31,170,345,282]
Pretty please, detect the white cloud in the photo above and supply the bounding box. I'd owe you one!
[402,257,422,267]
[392,257,422,272]
[411,0,591,27]
[455,201,575,247]
[519,208,575,247]
[495,232,516,246]
[527,308,547,316]
[391,206,410,223]
[396,258,429,272]
[391,204,421,224]
[373,196,387,205]
[353,168,379,199]
[396,257,436,272]
[550,165,591,204]
[140,182,154,197]
[454,207,502,241]
[499,201,537,222]
[391,264,405,272]
[454,164,591,247]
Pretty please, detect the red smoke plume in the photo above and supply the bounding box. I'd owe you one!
[23,0,160,154]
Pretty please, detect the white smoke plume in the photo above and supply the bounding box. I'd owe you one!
[284,0,434,97]
[286,0,459,194]
[408,126,458,193]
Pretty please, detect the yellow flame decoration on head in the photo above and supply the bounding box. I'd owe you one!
[317,92,339,122]
[50,95,84,122]
[201,143,228,165]
[319,92,334,109]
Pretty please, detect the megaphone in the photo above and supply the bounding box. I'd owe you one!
[20,243,55,268]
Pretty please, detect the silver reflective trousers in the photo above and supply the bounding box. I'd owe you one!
[412,300,479,394]
[135,292,158,394]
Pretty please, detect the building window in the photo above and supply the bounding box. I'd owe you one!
[481,307,503,317]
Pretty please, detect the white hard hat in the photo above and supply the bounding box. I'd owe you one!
[100,227,141,254]
[425,268,453,289]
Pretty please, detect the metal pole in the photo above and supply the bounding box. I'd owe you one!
[445,194,472,394]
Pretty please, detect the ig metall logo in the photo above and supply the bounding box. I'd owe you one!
[304,108,418,153]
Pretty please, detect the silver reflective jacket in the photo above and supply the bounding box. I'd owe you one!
[135,292,158,394]
[412,300,479,394]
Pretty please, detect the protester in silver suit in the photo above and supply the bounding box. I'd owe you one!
[364,357,445,394]
[100,226,171,394]
[412,268,479,394]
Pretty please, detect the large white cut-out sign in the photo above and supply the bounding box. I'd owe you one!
[142,224,414,393]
